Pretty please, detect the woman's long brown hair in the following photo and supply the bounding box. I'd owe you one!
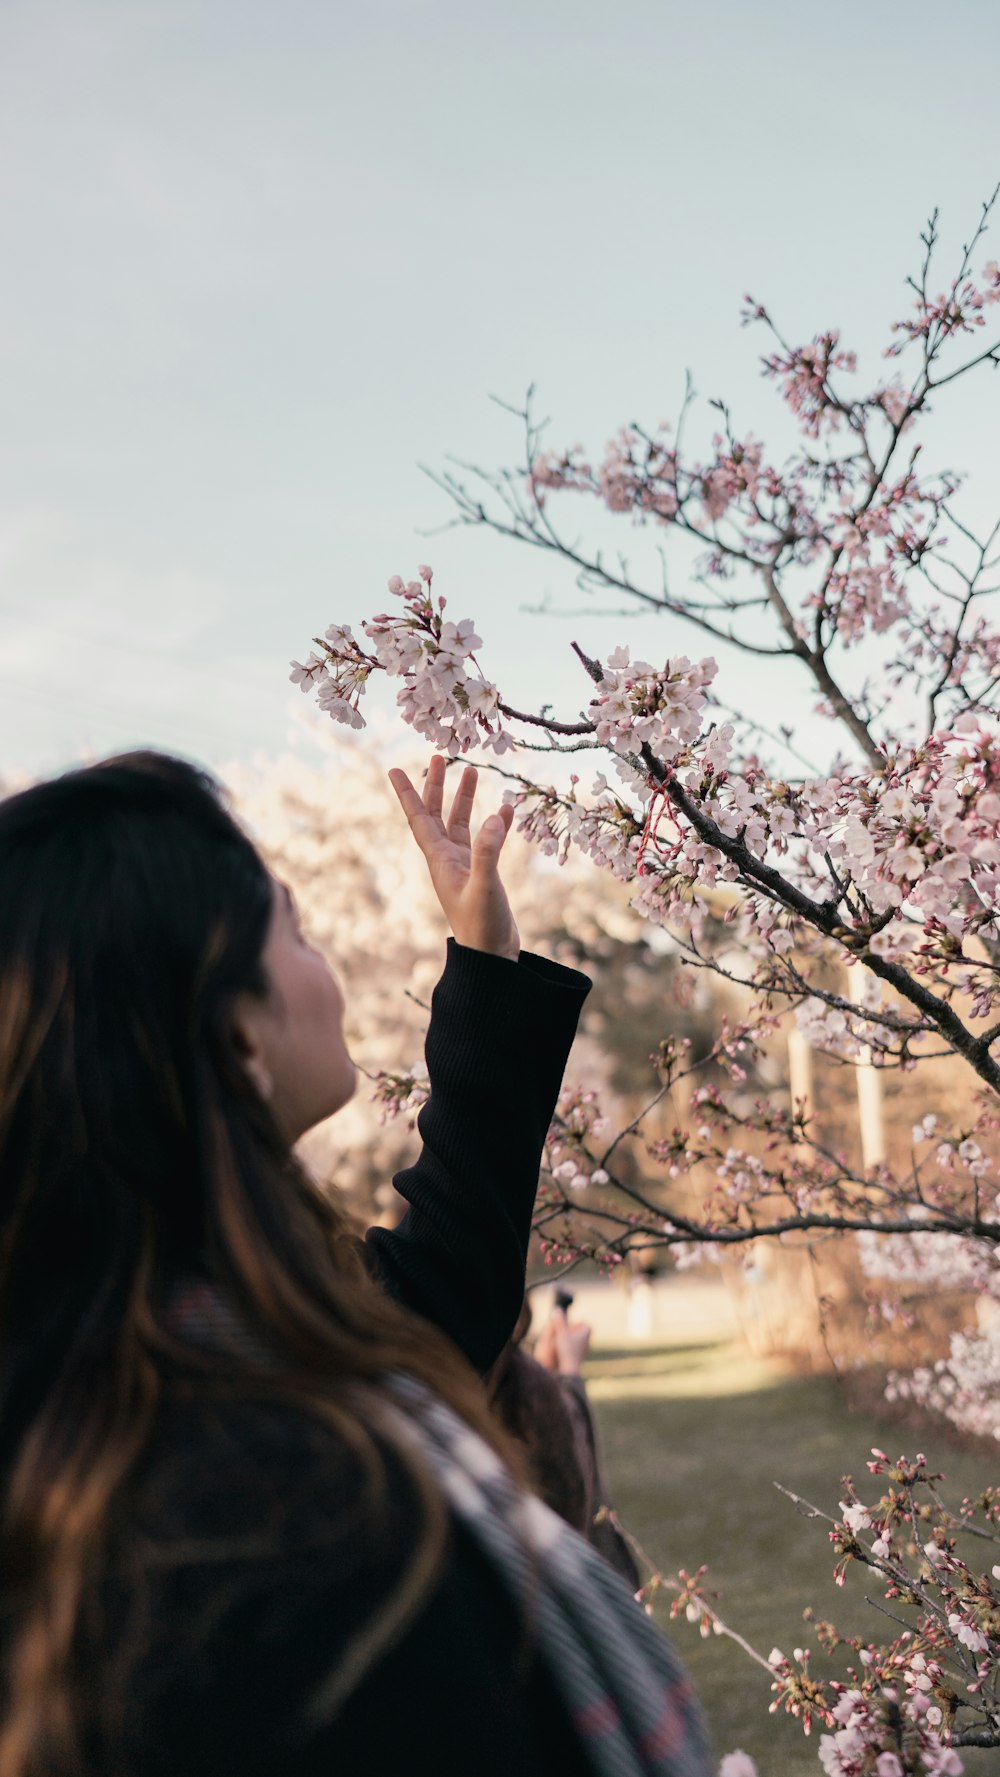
[0,751,520,1776]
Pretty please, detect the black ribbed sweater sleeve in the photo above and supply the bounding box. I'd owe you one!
[364,940,590,1373]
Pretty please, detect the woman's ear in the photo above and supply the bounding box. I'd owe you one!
[229,999,275,1102]
[241,1051,275,1102]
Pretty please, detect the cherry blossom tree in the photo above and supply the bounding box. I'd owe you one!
[293,191,1000,1768]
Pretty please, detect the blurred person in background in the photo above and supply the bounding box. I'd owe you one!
[490,1294,641,1591]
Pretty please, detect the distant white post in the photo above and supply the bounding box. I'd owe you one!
[787,1026,814,1138]
[848,966,886,1169]
[627,1256,655,1340]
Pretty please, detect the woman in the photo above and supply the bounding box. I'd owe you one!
[0,749,710,1777]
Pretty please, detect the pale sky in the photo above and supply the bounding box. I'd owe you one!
[1,0,998,780]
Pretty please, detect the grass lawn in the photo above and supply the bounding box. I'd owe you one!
[585,1330,999,1775]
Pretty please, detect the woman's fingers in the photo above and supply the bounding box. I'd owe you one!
[422,753,447,820]
[390,757,512,875]
[393,757,476,836]
[445,765,478,846]
[387,768,440,854]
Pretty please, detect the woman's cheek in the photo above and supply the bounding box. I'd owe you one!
[292,946,341,1029]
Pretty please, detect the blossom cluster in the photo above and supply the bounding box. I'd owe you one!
[886,258,1000,356]
[886,1327,1000,1445]
[291,567,513,757]
[813,1685,963,1777]
[759,327,858,438]
[368,1066,430,1130]
[542,1083,611,1195]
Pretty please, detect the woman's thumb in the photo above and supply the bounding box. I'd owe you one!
[484,812,509,841]
[472,811,509,869]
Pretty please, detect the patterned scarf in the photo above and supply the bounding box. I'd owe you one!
[168,1282,712,1777]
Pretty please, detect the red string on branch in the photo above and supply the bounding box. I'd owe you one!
[636,776,685,876]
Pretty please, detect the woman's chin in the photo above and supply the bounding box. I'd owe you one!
[327,1062,358,1119]
[288,1067,358,1144]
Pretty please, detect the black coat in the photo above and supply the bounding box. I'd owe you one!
[90,942,596,1776]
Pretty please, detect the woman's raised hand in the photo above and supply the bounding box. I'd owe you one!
[388,756,520,963]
